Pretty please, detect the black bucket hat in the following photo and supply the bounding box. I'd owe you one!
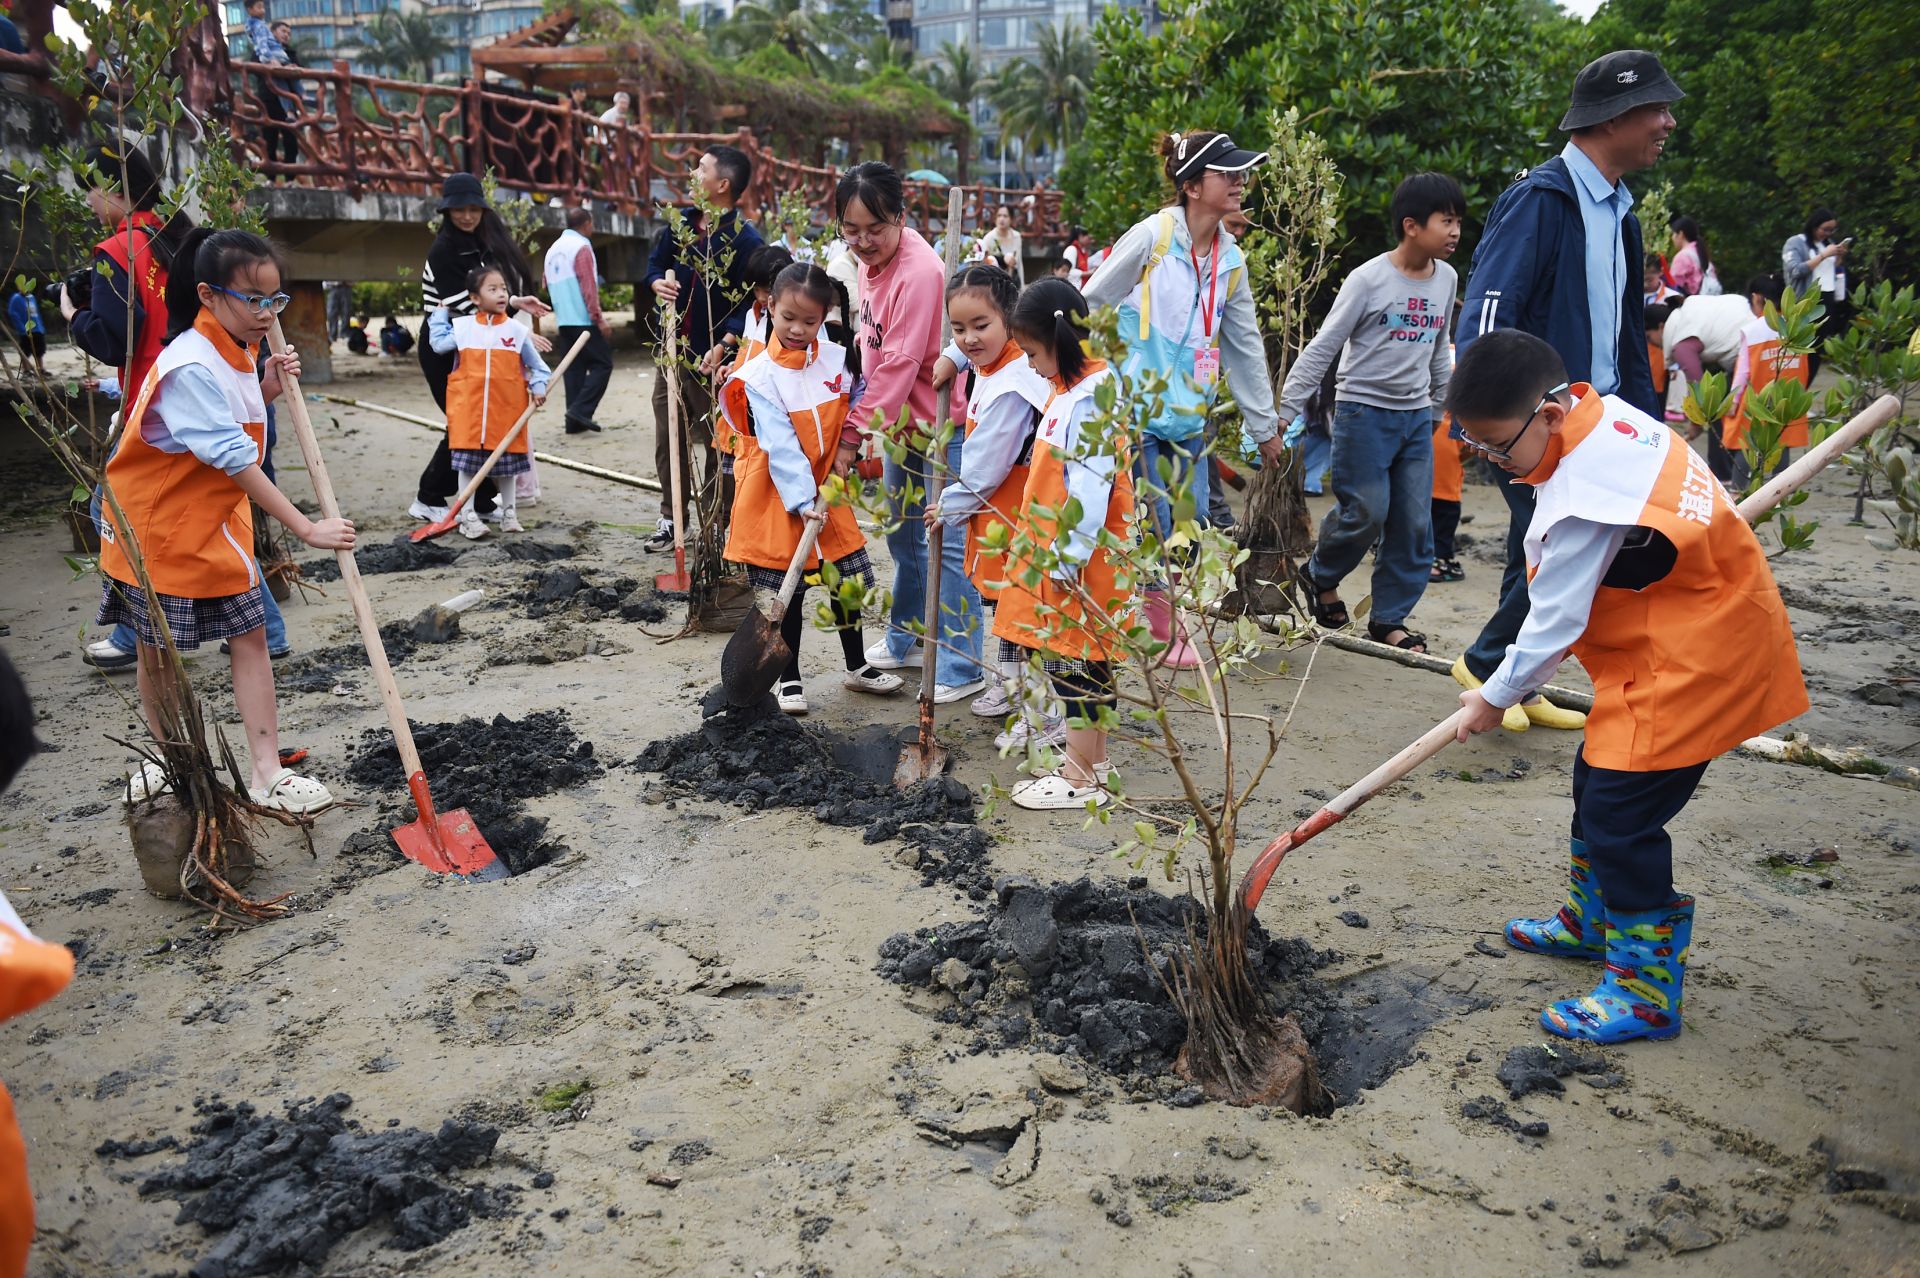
[1170,132,1269,184]
[1559,50,1685,131]
[436,172,487,212]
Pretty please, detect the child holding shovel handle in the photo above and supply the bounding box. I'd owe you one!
[1240,327,1896,1049]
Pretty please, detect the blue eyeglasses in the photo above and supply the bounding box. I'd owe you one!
[1451,382,1569,463]
[211,284,292,315]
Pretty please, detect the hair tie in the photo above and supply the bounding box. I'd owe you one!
[1053,309,1064,319]
[1171,131,1186,159]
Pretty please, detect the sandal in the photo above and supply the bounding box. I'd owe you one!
[1293,564,1349,629]
[1366,621,1428,653]
[1430,558,1465,583]
[1010,770,1111,811]
[248,767,334,815]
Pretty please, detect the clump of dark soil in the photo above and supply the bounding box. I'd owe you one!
[634,695,988,897]
[278,621,420,694]
[1496,1043,1616,1099]
[1461,1095,1550,1141]
[301,535,572,582]
[346,710,604,875]
[101,1092,517,1277]
[520,565,667,623]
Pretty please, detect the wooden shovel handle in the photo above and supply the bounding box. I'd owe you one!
[442,330,592,517]
[268,318,426,779]
[662,268,687,549]
[916,187,968,708]
[1735,393,1899,524]
[772,515,826,617]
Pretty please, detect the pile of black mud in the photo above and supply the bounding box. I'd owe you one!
[278,621,419,694]
[520,565,667,623]
[101,1092,518,1277]
[301,534,572,582]
[633,693,990,898]
[346,709,603,875]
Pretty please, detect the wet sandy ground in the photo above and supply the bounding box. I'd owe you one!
[2,346,1916,1276]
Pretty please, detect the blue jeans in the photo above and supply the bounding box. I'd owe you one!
[1299,421,1333,495]
[882,434,983,685]
[1134,432,1211,543]
[1463,458,1534,681]
[1306,402,1434,628]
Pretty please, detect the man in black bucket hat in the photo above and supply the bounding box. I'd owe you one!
[1447,50,1684,736]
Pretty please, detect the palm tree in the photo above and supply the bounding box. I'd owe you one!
[925,40,982,183]
[720,0,830,74]
[987,22,1093,163]
[354,11,454,82]
[850,32,915,77]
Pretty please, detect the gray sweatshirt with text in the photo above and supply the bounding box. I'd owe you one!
[1277,252,1456,423]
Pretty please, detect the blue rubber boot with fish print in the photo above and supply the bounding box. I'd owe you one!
[1505,840,1608,958]
[1542,897,1694,1045]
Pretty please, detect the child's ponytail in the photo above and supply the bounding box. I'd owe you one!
[1010,276,1091,386]
[164,227,281,342]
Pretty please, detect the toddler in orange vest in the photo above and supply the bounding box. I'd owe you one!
[991,278,1136,811]
[96,228,354,813]
[428,264,551,538]
[718,263,905,714]
[926,263,1054,735]
[1448,329,1808,1045]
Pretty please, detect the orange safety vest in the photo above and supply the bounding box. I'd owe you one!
[1522,386,1808,771]
[94,211,171,397]
[714,304,769,460]
[0,899,77,1278]
[99,310,266,600]
[1431,411,1464,503]
[1725,316,1809,451]
[718,336,865,571]
[959,341,1050,600]
[991,362,1136,661]
[445,312,533,454]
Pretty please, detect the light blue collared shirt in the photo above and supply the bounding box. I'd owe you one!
[1560,141,1632,396]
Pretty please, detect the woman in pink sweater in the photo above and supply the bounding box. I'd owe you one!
[829,162,985,699]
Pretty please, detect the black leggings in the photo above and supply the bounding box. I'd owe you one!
[1431,498,1461,561]
[778,585,866,684]
[415,321,497,512]
[1051,661,1114,723]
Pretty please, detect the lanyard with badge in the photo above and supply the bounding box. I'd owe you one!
[1186,234,1221,387]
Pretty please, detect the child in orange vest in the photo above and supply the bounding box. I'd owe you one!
[428,264,551,538]
[719,263,905,714]
[1448,330,1808,1045]
[1429,411,1466,582]
[1724,272,1810,487]
[96,228,354,812]
[926,264,1054,733]
[992,278,1135,811]
[706,245,794,489]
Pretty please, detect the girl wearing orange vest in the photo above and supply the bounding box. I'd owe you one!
[706,245,793,486]
[719,263,905,714]
[1723,273,1811,486]
[97,229,355,813]
[991,279,1136,811]
[428,264,552,538]
[926,265,1054,729]
[1449,330,1808,1045]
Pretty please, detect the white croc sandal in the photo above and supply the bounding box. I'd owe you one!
[1010,771,1111,811]
[249,767,334,815]
[124,761,172,805]
[775,679,808,715]
[842,665,904,696]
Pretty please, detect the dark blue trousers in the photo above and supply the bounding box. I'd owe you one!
[1571,746,1709,913]
[1463,458,1534,681]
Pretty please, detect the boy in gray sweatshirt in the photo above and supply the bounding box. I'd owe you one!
[1284,172,1466,651]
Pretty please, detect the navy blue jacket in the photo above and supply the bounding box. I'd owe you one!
[1455,156,1659,417]
[643,207,763,359]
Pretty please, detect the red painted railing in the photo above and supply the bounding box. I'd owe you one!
[227,60,1069,245]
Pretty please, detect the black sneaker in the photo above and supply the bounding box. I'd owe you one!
[565,417,604,434]
[642,519,675,553]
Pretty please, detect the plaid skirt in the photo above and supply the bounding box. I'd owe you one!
[97,577,266,651]
[451,449,531,478]
[745,546,875,594]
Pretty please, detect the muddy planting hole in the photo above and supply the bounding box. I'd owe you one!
[301,533,576,582]
[633,694,992,898]
[344,709,605,877]
[879,876,1488,1109]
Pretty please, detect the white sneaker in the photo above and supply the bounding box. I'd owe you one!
[842,665,904,695]
[775,679,808,715]
[408,500,449,522]
[643,519,675,553]
[994,715,1066,753]
[863,639,922,670]
[968,682,1012,718]
[499,512,525,533]
[932,678,987,705]
[83,638,137,671]
[457,513,490,541]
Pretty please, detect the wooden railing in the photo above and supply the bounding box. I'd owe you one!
[227,60,1069,245]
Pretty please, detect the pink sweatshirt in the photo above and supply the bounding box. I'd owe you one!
[842,227,946,446]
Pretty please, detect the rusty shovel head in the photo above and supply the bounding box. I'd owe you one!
[892,718,951,789]
[391,807,508,881]
[720,608,791,707]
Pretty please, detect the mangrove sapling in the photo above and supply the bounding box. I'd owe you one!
[1818,281,1920,544]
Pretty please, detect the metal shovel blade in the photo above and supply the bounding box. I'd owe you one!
[720,608,791,707]
[410,511,461,543]
[893,704,951,788]
[391,806,508,881]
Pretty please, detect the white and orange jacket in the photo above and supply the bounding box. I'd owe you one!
[429,308,551,454]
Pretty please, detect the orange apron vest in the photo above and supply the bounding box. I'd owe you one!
[991,362,1136,661]
[94,211,171,397]
[719,337,865,571]
[99,310,266,600]
[0,904,77,1278]
[1647,338,1667,399]
[714,305,769,460]
[1725,318,1810,451]
[1431,411,1464,503]
[1523,387,1809,771]
[444,312,532,454]
[960,342,1050,600]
